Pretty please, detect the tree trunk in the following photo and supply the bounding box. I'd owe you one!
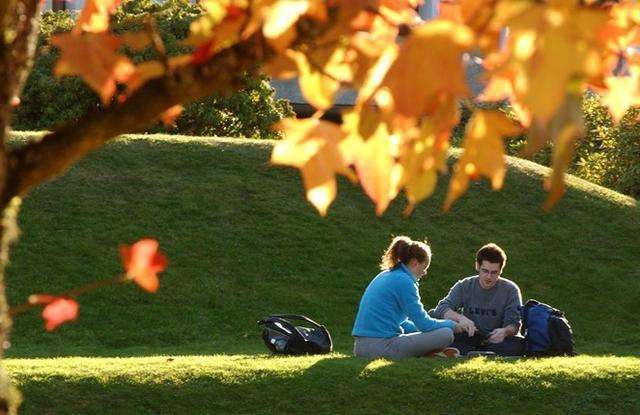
[0,198,22,414]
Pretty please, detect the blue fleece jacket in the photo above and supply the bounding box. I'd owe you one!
[352,264,455,338]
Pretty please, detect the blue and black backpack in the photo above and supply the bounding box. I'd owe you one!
[520,299,576,356]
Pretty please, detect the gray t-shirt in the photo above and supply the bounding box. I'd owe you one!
[430,276,523,334]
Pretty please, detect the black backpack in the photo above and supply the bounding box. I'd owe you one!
[258,314,333,355]
[520,299,576,356]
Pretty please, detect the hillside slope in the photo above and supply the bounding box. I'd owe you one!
[5,132,639,357]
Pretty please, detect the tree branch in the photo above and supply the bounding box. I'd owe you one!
[4,35,268,205]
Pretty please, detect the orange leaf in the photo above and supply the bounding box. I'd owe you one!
[75,0,122,34]
[353,121,397,215]
[120,31,153,51]
[489,0,608,122]
[444,110,522,211]
[601,75,640,122]
[186,3,248,60]
[120,239,168,293]
[544,124,580,210]
[290,51,341,111]
[382,19,474,120]
[161,105,184,126]
[400,99,459,214]
[51,32,135,104]
[42,297,79,332]
[272,117,360,215]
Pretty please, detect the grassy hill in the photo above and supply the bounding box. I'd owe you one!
[3,131,639,413]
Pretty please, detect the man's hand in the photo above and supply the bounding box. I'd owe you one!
[487,328,507,344]
[453,322,466,334]
[457,315,477,337]
[444,309,477,337]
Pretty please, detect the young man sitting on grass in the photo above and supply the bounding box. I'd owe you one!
[429,243,525,357]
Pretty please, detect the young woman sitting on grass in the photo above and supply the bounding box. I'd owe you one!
[352,236,462,359]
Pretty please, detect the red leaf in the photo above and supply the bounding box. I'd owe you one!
[120,239,168,293]
[42,298,79,332]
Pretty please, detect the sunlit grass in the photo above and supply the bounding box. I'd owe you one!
[4,131,639,413]
[6,354,640,414]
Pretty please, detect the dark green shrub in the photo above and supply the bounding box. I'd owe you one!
[13,0,292,138]
[576,93,640,198]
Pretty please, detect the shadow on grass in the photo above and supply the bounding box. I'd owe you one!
[13,355,640,415]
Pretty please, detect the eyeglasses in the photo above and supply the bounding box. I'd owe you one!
[479,268,501,277]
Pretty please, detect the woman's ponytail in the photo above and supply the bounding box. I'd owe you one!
[379,236,431,270]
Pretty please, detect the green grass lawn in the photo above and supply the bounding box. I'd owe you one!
[3,131,640,413]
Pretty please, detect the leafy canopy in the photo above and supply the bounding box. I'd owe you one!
[50,0,640,214]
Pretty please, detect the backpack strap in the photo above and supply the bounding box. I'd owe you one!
[270,314,323,329]
[258,316,308,344]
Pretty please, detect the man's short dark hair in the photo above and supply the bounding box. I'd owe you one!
[476,243,507,269]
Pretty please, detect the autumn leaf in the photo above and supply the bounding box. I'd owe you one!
[74,0,122,34]
[399,99,459,215]
[51,32,135,104]
[382,19,474,122]
[600,74,640,122]
[41,297,79,332]
[444,110,522,211]
[272,117,361,215]
[543,123,580,211]
[120,239,168,293]
[345,111,398,215]
[486,0,608,123]
[161,105,184,126]
[186,2,248,60]
[290,50,346,111]
[243,0,327,42]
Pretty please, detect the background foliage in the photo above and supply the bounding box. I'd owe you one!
[12,0,293,139]
[452,96,640,199]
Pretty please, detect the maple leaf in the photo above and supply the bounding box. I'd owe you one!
[161,105,184,126]
[51,32,135,104]
[444,110,522,211]
[272,117,360,215]
[399,99,459,215]
[601,74,640,122]
[486,0,609,123]
[186,2,248,60]
[341,108,398,215]
[41,297,80,332]
[120,239,168,293]
[381,19,474,122]
[290,49,349,111]
[74,0,122,34]
[543,123,581,211]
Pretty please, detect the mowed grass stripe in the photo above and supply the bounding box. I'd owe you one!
[5,355,640,414]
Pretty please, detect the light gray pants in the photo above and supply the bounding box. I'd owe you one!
[353,328,454,360]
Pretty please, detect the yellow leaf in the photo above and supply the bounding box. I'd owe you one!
[271,117,360,215]
[490,0,608,122]
[382,19,474,120]
[544,124,580,210]
[400,99,459,214]
[444,110,522,211]
[75,0,121,34]
[291,51,341,111]
[354,122,396,215]
[601,75,640,123]
[185,2,247,57]
[51,32,135,104]
[262,0,309,39]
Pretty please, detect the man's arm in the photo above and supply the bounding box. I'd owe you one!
[443,309,477,337]
[487,283,523,343]
[433,281,476,336]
